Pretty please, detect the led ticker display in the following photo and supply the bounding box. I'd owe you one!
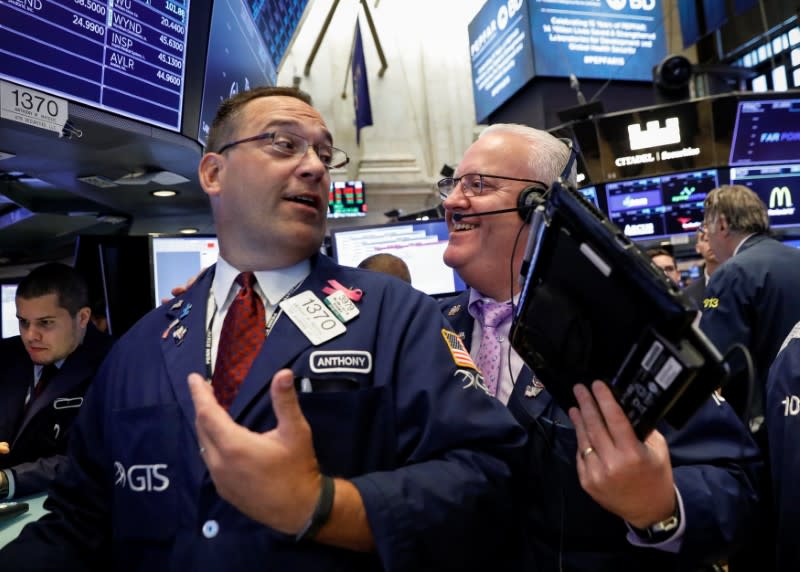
[328,181,367,219]
[730,163,800,228]
[0,0,191,131]
[469,0,535,123]
[729,99,800,166]
[605,169,719,240]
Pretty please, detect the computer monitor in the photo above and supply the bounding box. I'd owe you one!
[1,284,19,339]
[330,220,466,297]
[605,168,719,240]
[729,98,800,166]
[729,163,800,228]
[150,236,219,307]
[328,181,367,219]
[577,186,600,208]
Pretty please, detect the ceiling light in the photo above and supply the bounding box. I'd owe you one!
[0,151,15,161]
[179,227,198,234]
[151,189,177,198]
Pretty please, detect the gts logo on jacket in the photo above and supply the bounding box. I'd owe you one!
[114,462,170,492]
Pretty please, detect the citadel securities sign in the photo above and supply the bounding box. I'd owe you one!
[469,0,535,123]
[528,0,666,82]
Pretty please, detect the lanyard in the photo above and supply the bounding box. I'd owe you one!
[204,280,302,379]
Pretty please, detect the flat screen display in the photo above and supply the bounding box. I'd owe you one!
[328,181,367,219]
[597,100,716,181]
[578,185,599,208]
[528,0,666,82]
[197,0,308,145]
[0,0,191,131]
[151,236,219,307]
[330,220,467,297]
[729,98,800,166]
[730,163,800,228]
[469,0,535,123]
[1,283,18,339]
[605,168,719,240]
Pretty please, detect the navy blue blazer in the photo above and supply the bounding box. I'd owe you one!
[441,290,762,572]
[700,234,800,422]
[2,256,526,572]
[0,324,113,497]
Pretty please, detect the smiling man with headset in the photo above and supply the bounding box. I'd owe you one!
[437,123,762,571]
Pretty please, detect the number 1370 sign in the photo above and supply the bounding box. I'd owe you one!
[1,81,68,134]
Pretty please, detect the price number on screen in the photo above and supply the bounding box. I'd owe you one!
[157,52,183,70]
[159,34,183,51]
[156,70,181,87]
[73,14,105,36]
[74,0,106,16]
[160,16,185,35]
[165,1,185,19]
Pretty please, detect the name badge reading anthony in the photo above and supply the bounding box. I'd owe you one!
[281,290,347,345]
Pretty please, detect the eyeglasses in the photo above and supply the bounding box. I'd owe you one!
[437,173,547,200]
[216,130,350,169]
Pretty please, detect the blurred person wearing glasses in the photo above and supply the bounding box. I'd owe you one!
[646,247,682,286]
[1,87,526,571]
[437,124,761,572]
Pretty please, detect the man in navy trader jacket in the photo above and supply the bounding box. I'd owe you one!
[0,262,111,499]
[438,123,761,571]
[0,87,526,571]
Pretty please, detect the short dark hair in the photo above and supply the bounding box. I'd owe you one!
[646,248,674,261]
[17,263,90,316]
[358,253,412,284]
[205,86,314,154]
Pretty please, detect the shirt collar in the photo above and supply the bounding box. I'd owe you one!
[733,233,756,257]
[212,256,311,311]
[466,287,517,319]
[35,359,64,376]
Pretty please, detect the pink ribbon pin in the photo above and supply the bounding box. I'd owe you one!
[322,279,363,302]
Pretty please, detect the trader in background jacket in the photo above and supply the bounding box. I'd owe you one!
[0,262,112,498]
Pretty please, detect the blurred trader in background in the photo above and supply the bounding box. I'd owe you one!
[765,320,800,570]
[684,228,719,309]
[0,262,112,499]
[700,184,800,429]
[647,247,682,286]
[1,87,526,571]
[357,252,412,283]
[438,123,761,572]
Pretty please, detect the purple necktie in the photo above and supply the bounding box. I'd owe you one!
[213,272,265,410]
[473,300,513,396]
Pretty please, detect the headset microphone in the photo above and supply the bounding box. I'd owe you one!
[451,187,543,223]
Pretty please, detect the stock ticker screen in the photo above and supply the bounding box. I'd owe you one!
[328,181,367,219]
[729,98,800,166]
[0,0,191,130]
[605,168,719,240]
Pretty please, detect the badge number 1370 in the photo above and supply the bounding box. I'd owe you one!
[0,81,68,134]
[281,291,346,345]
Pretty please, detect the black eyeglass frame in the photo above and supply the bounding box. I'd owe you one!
[215,130,350,169]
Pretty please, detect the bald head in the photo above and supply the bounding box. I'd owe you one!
[357,253,412,283]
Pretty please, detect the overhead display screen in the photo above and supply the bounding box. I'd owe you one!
[597,100,716,181]
[729,99,800,166]
[0,0,191,131]
[528,0,666,82]
[197,0,308,145]
[469,0,535,123]
[605,168,719,240]
[730,163,800,228]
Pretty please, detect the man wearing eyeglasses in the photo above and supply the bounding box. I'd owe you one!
[438,124,760,571]
[1,87,527,571]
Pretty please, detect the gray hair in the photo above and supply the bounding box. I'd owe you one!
[704,184,769,235]
[480,123,577,187]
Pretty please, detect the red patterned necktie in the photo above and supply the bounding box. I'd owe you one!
[213,272,266,410]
